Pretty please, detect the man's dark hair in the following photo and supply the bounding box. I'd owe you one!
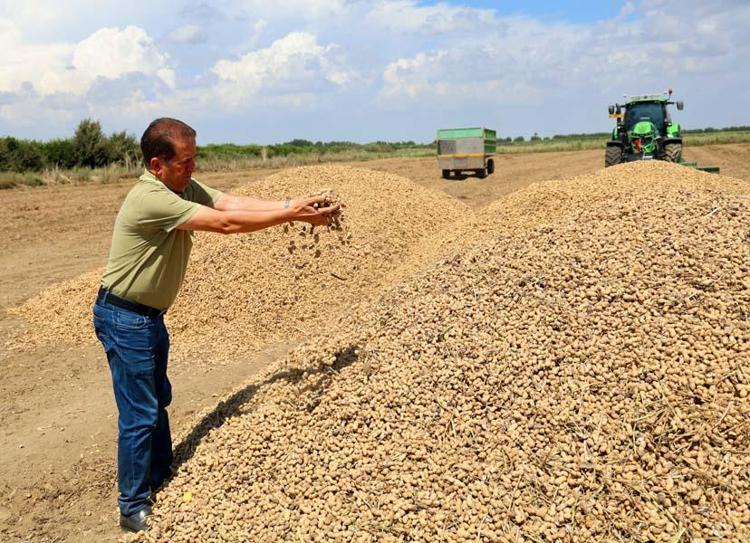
[140,118,196,164]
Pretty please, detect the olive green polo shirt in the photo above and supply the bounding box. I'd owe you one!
[101,170,223,310]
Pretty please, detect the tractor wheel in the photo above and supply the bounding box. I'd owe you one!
[476,168,487,179]
[487,158,495,175]
[441,169,451,179]
[663,143,682,163]
[605,146,623,167]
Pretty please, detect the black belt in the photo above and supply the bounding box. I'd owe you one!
[97,287,165,317]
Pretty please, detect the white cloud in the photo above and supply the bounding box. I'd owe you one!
[228,0,349,21]
[0,2,76,36]
[0,1,177,42]
[180,2,225,22]
[376,0,750,114]
[0,19,73,94]
[367,0,494,34]
[167,24,207,44]
[620,2,637,16]
[211,32,354,108]
[377,16,587,107]
[0,21,176,136]
[253,19,268,37]
[0,23,174,98]
[379,47,544,112]
[381,51,448,101]
[68,26,174,92]
[1,0,749,141]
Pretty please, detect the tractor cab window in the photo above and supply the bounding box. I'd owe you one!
[624,102,665,131]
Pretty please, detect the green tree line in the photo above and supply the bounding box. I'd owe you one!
[0,119,140,172]
[198,139,429,161]
[0,120,431,173]
[683,125,750,133]
[495,125,750,144]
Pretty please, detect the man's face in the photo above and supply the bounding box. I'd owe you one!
[155,137,196,193]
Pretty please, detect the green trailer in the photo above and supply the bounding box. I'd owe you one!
[437,127,496,179]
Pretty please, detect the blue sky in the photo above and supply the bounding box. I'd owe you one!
[447,0,624,22]
[1,0,748,144]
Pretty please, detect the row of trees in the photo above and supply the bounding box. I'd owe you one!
[0,119,140,173]
[495,125,750,144]
[683,125,750,133]
[199,139,428,160]
[496,132,611,144]
[0,121,430,173]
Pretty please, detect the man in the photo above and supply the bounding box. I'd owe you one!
[92,118,338,532]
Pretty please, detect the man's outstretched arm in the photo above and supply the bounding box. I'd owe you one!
[213,194,294,212]
[178,195,338,234]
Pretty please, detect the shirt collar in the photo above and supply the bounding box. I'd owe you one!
[140,169,187,196]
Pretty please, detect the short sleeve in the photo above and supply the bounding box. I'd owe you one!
[135,188,204,232]
[188,179,224,207]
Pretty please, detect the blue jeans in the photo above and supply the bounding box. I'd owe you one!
[93,298,173,516]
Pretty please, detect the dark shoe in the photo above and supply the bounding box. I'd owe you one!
[120,505,151,533]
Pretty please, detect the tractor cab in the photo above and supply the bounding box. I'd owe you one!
[623,101,666,134]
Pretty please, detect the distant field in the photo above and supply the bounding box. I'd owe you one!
[196,145,434,172]
[2,131,749,189]
[0,148,434,189]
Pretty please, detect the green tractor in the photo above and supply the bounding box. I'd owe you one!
[605,89,684,167]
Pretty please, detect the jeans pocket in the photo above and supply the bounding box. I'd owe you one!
[93,314,106,334]
[116,311,149,331]
[93,303,113,350]
[93,302,108,321]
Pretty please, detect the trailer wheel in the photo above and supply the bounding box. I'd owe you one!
[441,169,451,179]
[476,168,487,179]
[487,159,495,175]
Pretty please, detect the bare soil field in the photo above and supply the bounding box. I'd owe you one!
[0,145,748,542]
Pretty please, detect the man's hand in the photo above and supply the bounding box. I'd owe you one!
[290,195,340,226]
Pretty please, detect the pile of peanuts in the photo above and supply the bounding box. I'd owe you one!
[7,165,469,369]
[129,161,749,542]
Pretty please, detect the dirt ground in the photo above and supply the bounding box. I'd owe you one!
[1,145,748,542]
